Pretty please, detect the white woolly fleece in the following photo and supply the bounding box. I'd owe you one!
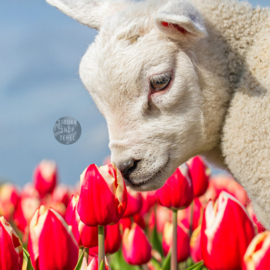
[46,0,270,228]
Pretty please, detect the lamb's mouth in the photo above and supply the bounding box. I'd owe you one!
[124,156,170,191]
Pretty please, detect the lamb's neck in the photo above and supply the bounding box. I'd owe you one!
[199,0,269,91]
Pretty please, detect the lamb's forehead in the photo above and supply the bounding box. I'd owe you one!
[81,2,178,104]
[99,0,167,41]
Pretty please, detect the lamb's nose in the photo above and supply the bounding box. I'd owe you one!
[118,159,141,181]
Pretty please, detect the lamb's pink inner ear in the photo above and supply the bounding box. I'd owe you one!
[161,21,188,35]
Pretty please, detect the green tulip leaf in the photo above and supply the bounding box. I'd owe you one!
[74,248,85,270]
[23,247,34,270]
[150,258,161,270]
[185,260,204,270]
[161,251,171,270]
[99,260,104,270]
[109,250,140,270]
[186,257,194,267]
[151,225,164,257]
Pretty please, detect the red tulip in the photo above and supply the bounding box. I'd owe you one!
[148,205,171,233]
[188,156,210,197]
[13,183,40,233]
[0,217,23,270]
[162,221,190,262]
[155,164,193,210]
[190,225,202,263]
[243,231,270,270]
[210,174,248,206]
[119,217,132,232]
[33,160,58,198]
[51,184,71,207]
[0,184,20,221]
[77,164,127,226]
[105,223,121,254]
[82,256,111,270]
[201,191,255,270]
[140,191,157,215]
[247,204,265,234]
[66,195,105,248]
[133,213,146,229]
[178,198,204,232]
[123,188,143,218]
[28,206,78,270]
[122,223,152,265]
[77,223,121,256]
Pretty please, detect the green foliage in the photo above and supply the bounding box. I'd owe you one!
[185,261,204,270]
[161,251,171,270]
[150,258,162,270]
[186,257,194,268]
[99,260,104,270]
[151,224,164,258]
[23,247,34,270]
[74,249,85,270]
[109,250,140,270]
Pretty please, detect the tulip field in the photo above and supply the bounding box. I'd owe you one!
[0,157,268,270]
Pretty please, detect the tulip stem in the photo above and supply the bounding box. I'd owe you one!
[171,209,178,270]
[189,200,194,237]
[98,226,105,270]
[84,248,89,264]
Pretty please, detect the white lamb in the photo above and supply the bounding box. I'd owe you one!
[46,0,270,228]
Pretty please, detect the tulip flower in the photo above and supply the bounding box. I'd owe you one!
[33,160,58,198]
[188,156,210,197]
[149,205,171,233]
[201,191,255,270]
[66,195,105,248]
[119,217,132,232]
[13,184,40,233]
[77,164,127,226]
[190,225,202,263]
[156,164,193,269]
[0,184,20,221]
[51,184,71,207]
[177,198,204,232]
[209,174,248,206]
[123,188,143,218]
[0,217,23,270]
[162,221,190,262]
[247,204,265,233]
[133,213,146,229]
[105,223,121,254]
[81,256,111,270]
[155,164,193,210]
[140,191,157,215]
[122,223,152,265]
[28,206,78,270]
[243,231,270,270]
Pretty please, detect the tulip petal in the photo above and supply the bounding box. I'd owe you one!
[38,209,78,270]
[0,218,23,270]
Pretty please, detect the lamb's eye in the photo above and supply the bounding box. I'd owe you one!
[150,73,171,92]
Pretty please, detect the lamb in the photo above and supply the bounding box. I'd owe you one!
[46,0,270,228]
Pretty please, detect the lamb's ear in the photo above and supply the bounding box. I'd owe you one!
[154,0,208,41]
[46,0,128,30]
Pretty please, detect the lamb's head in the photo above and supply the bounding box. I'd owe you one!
[47,0,210,191]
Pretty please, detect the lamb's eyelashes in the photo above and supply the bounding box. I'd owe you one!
[150,72,171,92]
[149,71,174,100]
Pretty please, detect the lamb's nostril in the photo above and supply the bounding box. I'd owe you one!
[119,159,141,181]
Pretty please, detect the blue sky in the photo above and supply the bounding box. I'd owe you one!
[0,0,268,186]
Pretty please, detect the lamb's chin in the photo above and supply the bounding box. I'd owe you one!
[124,168,169,192]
